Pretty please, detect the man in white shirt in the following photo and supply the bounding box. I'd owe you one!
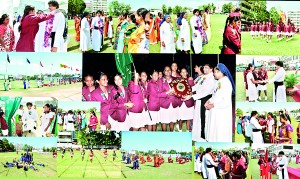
[22,102,38,136]
[250,111,266,143]
[184,64,215,140]
[48,0,66,52]
[204,148,218,179]
[277,151,289,179]
[267,61,286,102]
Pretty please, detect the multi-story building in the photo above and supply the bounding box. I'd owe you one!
[286,10,300,29]
[90,0,108,13]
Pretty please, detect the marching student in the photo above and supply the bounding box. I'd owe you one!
[90,149,94,163]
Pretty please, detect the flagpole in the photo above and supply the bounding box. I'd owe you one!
[6,54,8,80]
[132,62,153,121]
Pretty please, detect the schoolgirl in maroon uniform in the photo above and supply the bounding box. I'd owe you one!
[82,74,95,101]
[275,23,281,40]
[266,21,273,43]
[250,22,255,39]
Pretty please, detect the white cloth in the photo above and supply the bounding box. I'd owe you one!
[57,115,62,125]
[202,155,208,178]
[205,77,232,142]
[51,12,66,52]
[107,21,113,38]
[269,67,286,102]
[34,21,47,52]
[176,18,190,51]
[267,118,274,133]
[79,17,91,51]
[127,111,145,129]
[22,109,38,132]
[257,84,267,91]
[250,117,264,143]
[159,104,175,123]
[91,16,102,51]
[190,15,202,54]
[276,156,289,179]
[108,115,129,131]
[247,72,258,101]
[63,115,67,130]
[205,153,217,179]
[40,112,54,136]
[66,114,74,131]
[178,103,194,120]
[148,111,159,125]
[1,129,8,136]
[13,22,20,50]
[160,21,176,53]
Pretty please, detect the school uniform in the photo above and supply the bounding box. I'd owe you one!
[222,24,241,54]
[255,24,259,36]
[178,78,194,120]
[250,24,255,36]
[127,81,149,129]
[91,16,103,51]
[109,87,130,131]
[91,87,113,130]
[147,79,163,125]
[82,86,94,101]
[107,21,113,38]
[267,22,273,36]
[269,67,286,102]
[246,71,258,101]
[276,24,281,36]
[160,21,176,53]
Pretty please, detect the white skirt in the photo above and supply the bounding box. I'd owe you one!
[108,115,130,131]
[255,31,259,35]
[257,84,267,91]
[252,131,264,143]
[66,122,75,131]
[128,111,146,129]
[148,111,159,125]
[284,32,290,36]
[276,31,281,36]
[267,31,273,35]
[159,104,177,123]
[1,129,8,136]
[100,124,107,131]
[250,31,255,35]
[178,103,194,120]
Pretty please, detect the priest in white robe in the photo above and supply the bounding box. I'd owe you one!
[190,9,202,54]
[250,111,265,143]
[277,151,289,179]
[159,14,176,53]
[91,11,102,52]
[79,12,91,52]
[204,148,218,179]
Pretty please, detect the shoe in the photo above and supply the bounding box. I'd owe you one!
[175,124,179,131]
[258,96,261,100]
[265,97,267,100]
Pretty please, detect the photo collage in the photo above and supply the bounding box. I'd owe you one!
[0,0,300,179]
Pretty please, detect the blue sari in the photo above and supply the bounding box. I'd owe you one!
[237,118,242,134]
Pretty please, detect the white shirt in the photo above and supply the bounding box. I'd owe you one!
[51,12,66,48]
[192,72,215,100]
[267,118,274,133]
[269,67,286,83]
[250,117,262,130]
[22,109,38,123]
[204,153,217,166]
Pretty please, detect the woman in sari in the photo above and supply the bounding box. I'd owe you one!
[116,13,129,53]
[149,14,157,44]
[113,16,123,50]
[275,114,293,144]
[128,8,150,53]
[155,12,163,42]
[237,116,243,134]
[74,16,80,42]
[0,14,14,52]
[123,14,137,53]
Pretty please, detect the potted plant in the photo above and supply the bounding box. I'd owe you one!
[284,74,299,96]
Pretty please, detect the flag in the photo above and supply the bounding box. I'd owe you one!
[7,54,10,63]
[40,61,44,67]
[252,58,255,66]
[264,148,268,162]
[26,58,30,64]
[115,53,133,87]
[76,68,79,71]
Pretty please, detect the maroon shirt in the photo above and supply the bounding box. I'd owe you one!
[0,117,8,130]
[181,78,194,108]
[128,80,145,113]
[110,87,129,122]
[147,79,167,111]
[16,13,55,52]
[223,25,241,54]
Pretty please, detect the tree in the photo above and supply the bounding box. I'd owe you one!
[167,6,173,15]
[76,131,88,147]
[222,2,233,13]
[1,138,9,152]
[173,5,182,15]
[162,4,167,14]
[269,7,280,24]
[68,0,86,18]
[108,0,131,17]
[168,149,177,154]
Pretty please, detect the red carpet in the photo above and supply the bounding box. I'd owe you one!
[287,167,300,179]
[292,85,300,102]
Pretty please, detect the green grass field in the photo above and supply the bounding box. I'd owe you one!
[0,151,56,177]
[0,80,81,100]
[242,32,300,56]
[234,116,299,144]
[249,158,300,179]
[121,157,192,179]
[236,71,298,102]
[57,150,121,178]
[67,14,227,54]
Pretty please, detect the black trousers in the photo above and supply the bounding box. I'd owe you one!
[200,95,212,139]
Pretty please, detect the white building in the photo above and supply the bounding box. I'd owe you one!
[268,144,300,155]
[286,10,300,29]
[90,0,108,13]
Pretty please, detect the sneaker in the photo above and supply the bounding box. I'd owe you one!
[265,96,267,100]
[258,96,261,100]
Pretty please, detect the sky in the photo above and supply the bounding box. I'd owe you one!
[236,102,300,113]
[58,101,100,111]
[195,142,249,150]
[0,53,82,76]
[0,137,57,149]
[106,0,298,12]
[121,132,191,152]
